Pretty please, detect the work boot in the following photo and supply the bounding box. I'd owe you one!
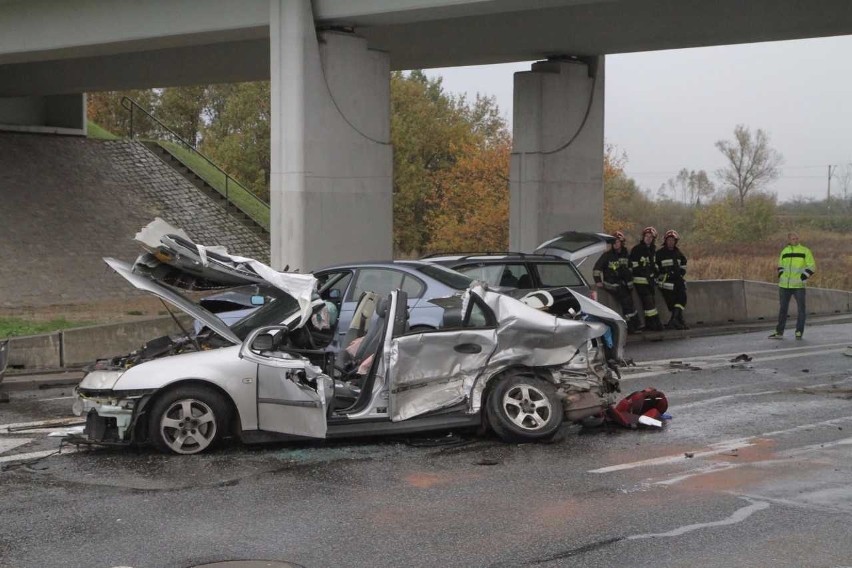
[628,316,642,334]
[795,331,803,340]
[665,313,678,329]
[768,331,783,340]
[675,308,689,330]
[646,314,664,332]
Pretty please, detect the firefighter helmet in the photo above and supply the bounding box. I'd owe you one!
[664,229,680,243]
[613,230,626,243]
[642,226,658,239]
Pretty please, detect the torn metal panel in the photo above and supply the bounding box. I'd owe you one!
[388,285,624,422]
[133,218,317,327]
[389,328,497,422]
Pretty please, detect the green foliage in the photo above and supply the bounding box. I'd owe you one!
[86,121,118,140]
[0,317,91,339]
[693,192,778,243]
[200,82,271,201]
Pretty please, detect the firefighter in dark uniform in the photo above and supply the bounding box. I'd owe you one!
[629,226,664,331]
[593,231,639,333]
[655,229,688,330]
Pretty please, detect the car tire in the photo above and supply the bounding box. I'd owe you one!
[486,372,563,443]
[148,386,230,455]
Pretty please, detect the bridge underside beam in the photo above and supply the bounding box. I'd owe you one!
[510,57,605,251]
[270,0,392,272]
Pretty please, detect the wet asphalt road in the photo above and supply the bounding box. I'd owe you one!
[1,323,851,568]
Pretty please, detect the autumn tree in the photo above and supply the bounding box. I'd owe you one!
[425,137,511,251]
[715,125,783,207]
[87,89,158,138]
[391,71,507,255]
[157,85,208,146]
[199,82,271,200]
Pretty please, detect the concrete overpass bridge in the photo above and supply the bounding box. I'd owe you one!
[2,0,852,270]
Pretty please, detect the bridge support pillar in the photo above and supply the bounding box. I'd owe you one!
[269,0,392,272]
[509,57,605,251]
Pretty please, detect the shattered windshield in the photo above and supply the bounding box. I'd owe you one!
[229,289,301,341]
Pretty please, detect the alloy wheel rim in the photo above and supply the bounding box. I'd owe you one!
[160,399,217,454]
[502,384,552,431]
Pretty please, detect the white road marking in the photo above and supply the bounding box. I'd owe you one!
[590,415,852,474]
[625,498,769,540]
[40,396,74,401]
[0,447,79,464]
[0,417,84,434]
[0,438,33,455]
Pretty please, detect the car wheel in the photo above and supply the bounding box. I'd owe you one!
[148,386,229,455]
[486,373,563,442]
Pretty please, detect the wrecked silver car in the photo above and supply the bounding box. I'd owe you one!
[73,220,625,455]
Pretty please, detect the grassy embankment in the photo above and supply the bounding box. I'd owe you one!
[156,141,270,231]
[0,318,92,340]
[687,229,851,291]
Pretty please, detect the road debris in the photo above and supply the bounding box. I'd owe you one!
[729,353,753,363]
[669,361,702,371]
[684,452,694,458]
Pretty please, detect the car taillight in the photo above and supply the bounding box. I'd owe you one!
[590,290,598,301]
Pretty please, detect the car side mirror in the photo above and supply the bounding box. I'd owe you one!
[251,333,276,351]
[250,295,266,306]
[328,289,341,300]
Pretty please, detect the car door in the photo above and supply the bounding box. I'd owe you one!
[239,327,329,438]
[386,291,498,422]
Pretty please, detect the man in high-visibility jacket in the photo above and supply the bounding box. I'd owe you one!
[769,232,816,340]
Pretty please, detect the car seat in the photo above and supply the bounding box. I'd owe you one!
[500,269,519,287]
[517,274,533,289]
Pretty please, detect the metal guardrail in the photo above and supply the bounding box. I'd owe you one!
[120,97,269,228]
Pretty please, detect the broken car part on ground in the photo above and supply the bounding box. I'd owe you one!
[71,219,630,455]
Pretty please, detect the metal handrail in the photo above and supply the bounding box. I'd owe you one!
[120,97,269,227]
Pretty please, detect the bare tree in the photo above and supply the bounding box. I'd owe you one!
[715,125,783,207]
[661,168,715,204]
[835,163,852,202]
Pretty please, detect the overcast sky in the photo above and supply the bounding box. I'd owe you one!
[425,34,852,203]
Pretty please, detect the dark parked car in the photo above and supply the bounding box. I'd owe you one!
[422,252,598,301]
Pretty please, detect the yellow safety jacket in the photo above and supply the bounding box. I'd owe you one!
[777,244,815,289]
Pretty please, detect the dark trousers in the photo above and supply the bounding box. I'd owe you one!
[634,283,657,317]
[605,284,635,318]
[776,287,806,335]
[661,280,687,312]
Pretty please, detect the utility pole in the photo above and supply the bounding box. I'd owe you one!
[828,164,837,201]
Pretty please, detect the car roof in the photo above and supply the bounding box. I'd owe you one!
[314,259,434,271]
[422,252,571,263]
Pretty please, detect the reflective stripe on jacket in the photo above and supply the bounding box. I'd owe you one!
[655,246,687,290]
[778,244,815,289]
[629,242,657,285]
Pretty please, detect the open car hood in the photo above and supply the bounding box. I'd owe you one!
[104,257,242,345]
[132,218,318,328]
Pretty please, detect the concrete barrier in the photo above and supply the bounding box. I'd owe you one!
[7,315,191,370]
[595,279,852,326]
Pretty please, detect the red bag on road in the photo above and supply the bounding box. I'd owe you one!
[607,388,668,428]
